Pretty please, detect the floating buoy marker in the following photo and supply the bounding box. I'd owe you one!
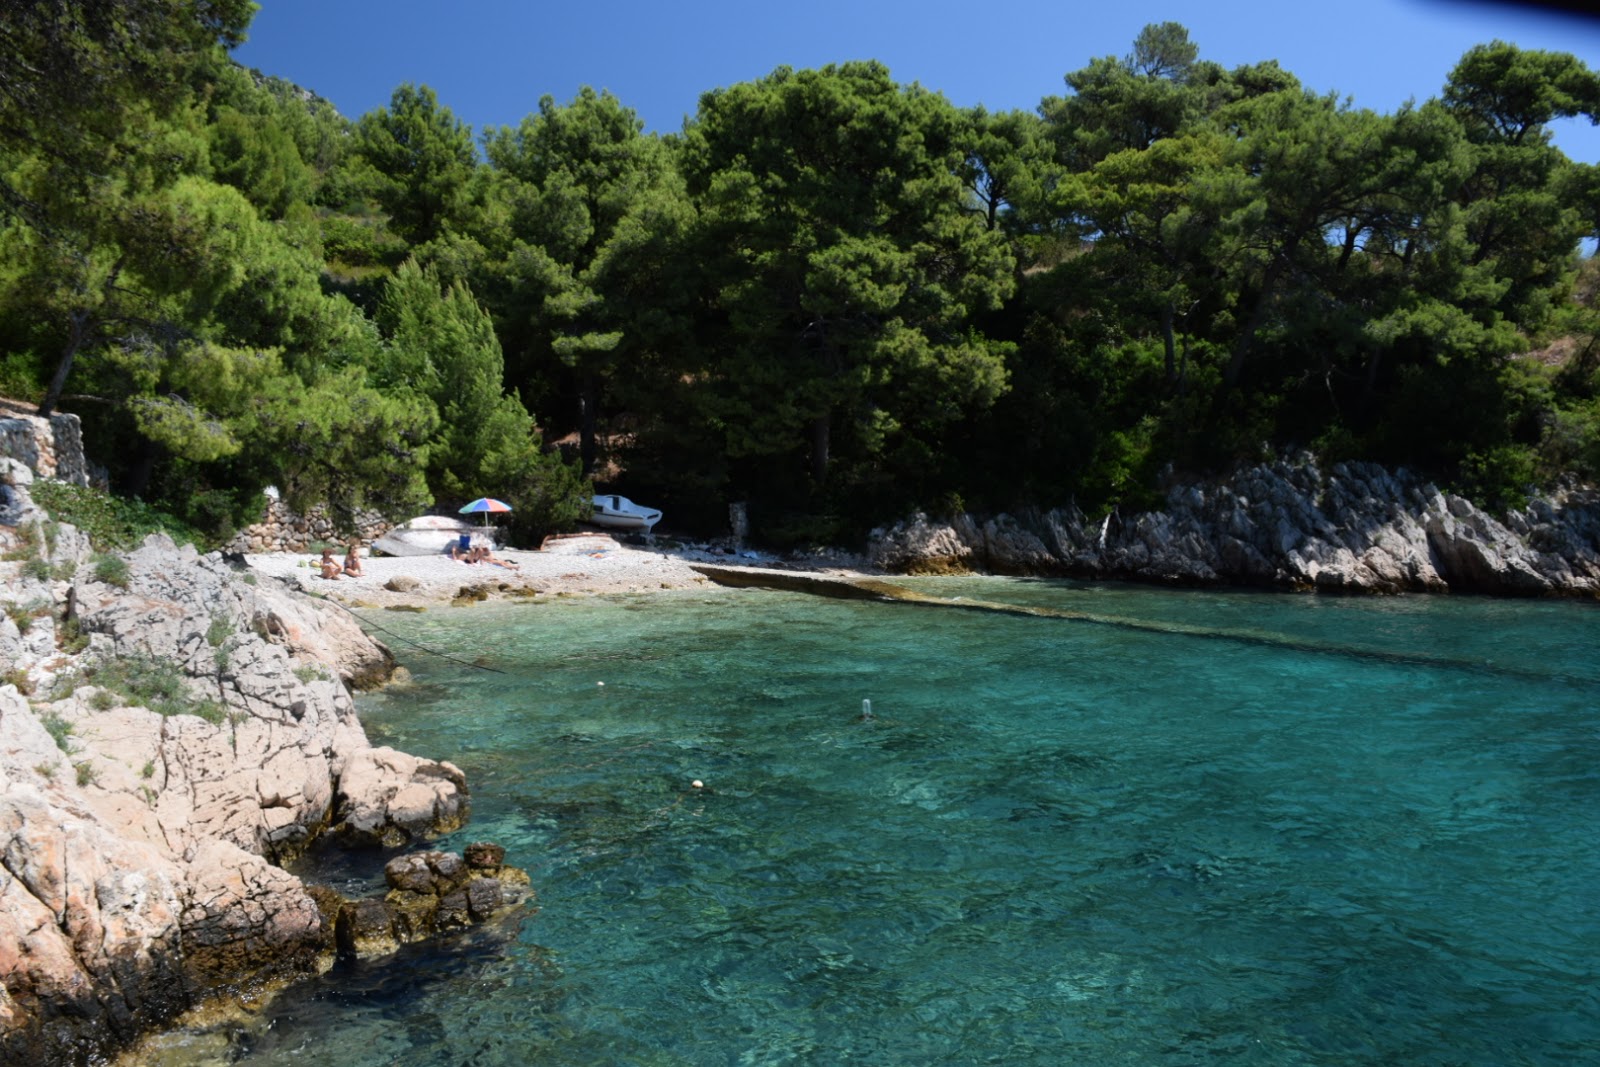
[596,681,605,687]
[860,698,874,721]
[692,780,704,789]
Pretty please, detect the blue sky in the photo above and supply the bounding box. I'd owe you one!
[235,0,1600,160]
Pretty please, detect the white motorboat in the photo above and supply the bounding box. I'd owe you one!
[371,515,498,557]
[589,494,662,532]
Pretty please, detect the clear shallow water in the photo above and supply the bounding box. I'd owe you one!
[196,581,1598,1065]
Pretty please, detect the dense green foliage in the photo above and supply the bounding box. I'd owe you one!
[29,480,206,550]
[4,7,1600,544]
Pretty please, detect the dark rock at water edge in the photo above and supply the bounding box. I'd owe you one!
[334,848,531,958]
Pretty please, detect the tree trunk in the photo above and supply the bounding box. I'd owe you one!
[38,309,90,418]
[1160,301,1177,386]
[126,438,160,498]
[809,414,830,485]
[1224,256,1288,390]
[578,371,598,476]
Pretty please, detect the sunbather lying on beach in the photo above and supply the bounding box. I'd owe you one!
[470,546,519,569]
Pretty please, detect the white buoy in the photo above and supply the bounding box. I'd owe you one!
[692,780,704,789]
[597,681,605,687]
[861,698,873,721]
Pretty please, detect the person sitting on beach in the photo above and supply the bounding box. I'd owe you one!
[449,534,475,562]
[470,545,519,569]
[318,547,344,580]
[343,543,364,577]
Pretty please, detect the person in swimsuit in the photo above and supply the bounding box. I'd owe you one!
[470,545,519,569]
[318,547,344,579]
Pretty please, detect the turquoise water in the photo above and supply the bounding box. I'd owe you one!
[215,580,1598,1065]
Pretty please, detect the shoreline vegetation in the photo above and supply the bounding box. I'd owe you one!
[6,9,1600,559]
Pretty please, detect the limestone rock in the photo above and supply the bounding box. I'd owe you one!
[333,747,470,847]
[0,523,482,1063]
[866,456,1600,597]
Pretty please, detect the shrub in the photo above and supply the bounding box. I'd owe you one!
[205,614,233,648]
[21,558,51,582]
[191,700,227,725]
[85,656,192,717]
[4,603,35,634]
[57,615,89,654]
[3,667,33,695]
[75,762,97,787]
[1457,444,1539,514]
[40,713,73,751]
[1,521,40,562]
[28,481,207,552]
[92,554,131,589]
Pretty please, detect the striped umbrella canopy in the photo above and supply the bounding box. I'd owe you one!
[458,497,512,525]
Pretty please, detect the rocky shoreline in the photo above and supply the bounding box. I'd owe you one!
[0,460,527,1065]
[868,457,1600,597]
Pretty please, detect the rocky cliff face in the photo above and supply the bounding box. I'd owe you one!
[868,458,1600,596]
[0,460,494,1065]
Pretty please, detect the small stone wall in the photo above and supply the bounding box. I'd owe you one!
[228,494,390,554]
[0,410,88,486]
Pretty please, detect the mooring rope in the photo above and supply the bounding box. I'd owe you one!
[254,569,509,674]
[334,601,509,674]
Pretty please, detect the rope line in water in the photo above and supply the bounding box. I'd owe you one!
[256,571,509,674]
[872,584,1598,687]
[690,566,1596,687]
[336,602,509,674]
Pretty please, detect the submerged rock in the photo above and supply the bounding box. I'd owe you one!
[333,846,531,958]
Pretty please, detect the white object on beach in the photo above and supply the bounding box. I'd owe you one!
[371,515,497,557]
[589,494,662,532]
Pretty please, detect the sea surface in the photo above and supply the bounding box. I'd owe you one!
[155,578,1599,1065]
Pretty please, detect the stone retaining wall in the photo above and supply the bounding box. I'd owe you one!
[0,410,88,486]
[226,493,391,554]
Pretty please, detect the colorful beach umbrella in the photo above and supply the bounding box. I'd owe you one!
[459,497,512,525]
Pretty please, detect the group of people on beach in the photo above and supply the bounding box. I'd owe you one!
[318,545,363,580]
[449,535,519,569]
[316,536,518,579]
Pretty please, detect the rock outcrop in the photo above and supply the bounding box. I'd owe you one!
[0,467,513,1065]
[869,457,1600,596]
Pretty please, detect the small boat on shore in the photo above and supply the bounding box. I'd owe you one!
[372,515,497,557]
[589,494,662,532]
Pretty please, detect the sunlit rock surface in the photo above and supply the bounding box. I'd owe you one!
[871,457,1600,596]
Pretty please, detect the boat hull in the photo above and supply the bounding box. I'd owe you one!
[589,495,661,532]
[372,517,498,557]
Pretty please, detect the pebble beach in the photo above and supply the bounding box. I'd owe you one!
[245,533,872,608]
